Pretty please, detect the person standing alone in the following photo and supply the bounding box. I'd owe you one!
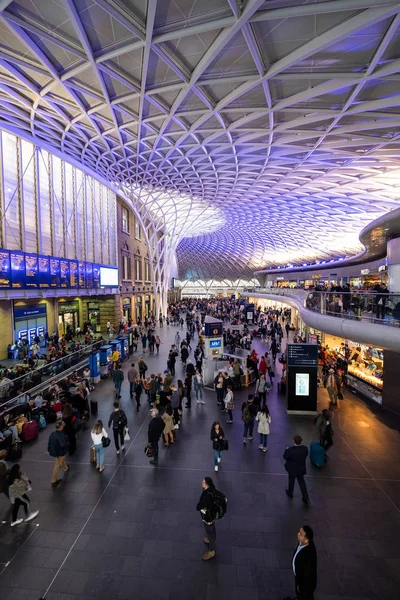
[48,421,70,487]
[147,408,165,466]
[284,435,310,504]
[127,363,138,398]
[291,525,317,600]
[196,477,217,561]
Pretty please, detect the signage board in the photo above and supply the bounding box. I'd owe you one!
[85,262,93,288]
[38,255,50,288]
[78,262,86,288]
[25,253,38,288]
[14,305,47,319]
[204,322,223,337]
[50,257,60,288]
[10,251,25,288]
[210,339,222,349]
[287,344,318,367]
[308,333,319,345]
[60,259,70,288]
[0,250,10,288]
[93,264,100,288]
[70,260,78,288]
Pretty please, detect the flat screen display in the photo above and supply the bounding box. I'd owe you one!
[78,262,86,288]
[295,373,310,396]
[0,250,10,288]
[38,255,50,288]
[25,253,38,288]
[93,264,100,288]
[10,251,25,289]
[60,259,70,288]
[85,262,93,288]
[287,344,318,367]
[50,257,60,288]
[100,266,118,286]
[69,260,78,288]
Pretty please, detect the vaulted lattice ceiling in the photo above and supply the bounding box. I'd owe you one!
[1,0,400,278]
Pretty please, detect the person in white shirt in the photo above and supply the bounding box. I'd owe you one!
[91,420,109,472]
[194,370,205,404]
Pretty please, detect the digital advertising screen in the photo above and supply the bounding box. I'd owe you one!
[0,250,11,288]
[25,253,38,288]
[10,251,26,289]
[78,262,86,288]
[60,259,70,288]
[50,257,60,288]
[38,255,50,288]
[100,266,118,286]
[69,260,78,288]
[295,373,310,396]
[93,264,100,288]
[287,344,318,367]
[85,262,93,288]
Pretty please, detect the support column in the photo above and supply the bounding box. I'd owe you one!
[387,237,400,291]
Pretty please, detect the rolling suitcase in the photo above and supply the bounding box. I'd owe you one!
[90,399,98,414]
[90,445,96,464]
[8,442,22,460]
[21,420,39,442]
[310,441,325,467]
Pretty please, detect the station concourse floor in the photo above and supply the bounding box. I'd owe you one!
[0,323,400,600]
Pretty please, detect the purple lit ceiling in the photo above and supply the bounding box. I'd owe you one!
[1,0,400,279]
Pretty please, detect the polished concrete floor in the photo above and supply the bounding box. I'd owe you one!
[0,323,400,600]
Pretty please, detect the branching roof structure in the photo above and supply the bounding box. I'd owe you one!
[1,0,400,278]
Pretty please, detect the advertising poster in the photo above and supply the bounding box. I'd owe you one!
[295,373,310,396]
[25,253,38,288]
[38,255,50,288]
[85,262,93,288]
[0,250,11,288]
[69,260,78,288]
[10,251,25,289]
[78,261,86,288]
[60,259,70,288]
[50,257,60,288]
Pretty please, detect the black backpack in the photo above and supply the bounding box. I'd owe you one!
[211,488,227,520]
[115,411,127,428]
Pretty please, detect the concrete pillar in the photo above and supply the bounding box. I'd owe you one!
[387,238,400,291]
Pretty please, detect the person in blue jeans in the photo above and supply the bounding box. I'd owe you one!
[256,404,272,452]
[90,420,109,473]
[210,421,224,472]
[112,364,124,398]
[241,395,258,444]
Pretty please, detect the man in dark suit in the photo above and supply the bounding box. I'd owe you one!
[284,435,310,504]
[292,525,317,600]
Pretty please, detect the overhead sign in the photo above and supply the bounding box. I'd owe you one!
[210,339,222,348]
[287,344,318,367]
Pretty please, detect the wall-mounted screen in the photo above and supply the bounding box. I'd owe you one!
[60,259,70,288]
[25,253,38,288]
[100,266,118,286]
[295,373,310,396]
[38,255,50,288]
[50,257,60,288]
[10,251,25,289]
[78,262,86,288]
[0,250,10,288]
[85,262,93,288]
[93,264,100,288]
[69,260,78,288]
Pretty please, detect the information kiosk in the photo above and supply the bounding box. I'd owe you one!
[286,344,318,415]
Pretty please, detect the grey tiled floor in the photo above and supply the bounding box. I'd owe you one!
[1,324,400,600]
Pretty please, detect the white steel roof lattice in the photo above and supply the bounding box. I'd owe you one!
[0,1,400,278]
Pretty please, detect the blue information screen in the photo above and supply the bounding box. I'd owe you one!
[50,257,60,288]
[60,259,70,288]
[70,260,78,288]
[25,253,38,288]
[10,251,26,289]
[0,250,10,288]
[210,339,222,348]
[85,262,93,288]
[78,262,86,288]
[38,255,50,288]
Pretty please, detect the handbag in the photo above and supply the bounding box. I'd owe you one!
[337,392,344,400]
[144,443,155,457]
[124,427,130,441]
[222,439,229,451]
[102,436,111,447]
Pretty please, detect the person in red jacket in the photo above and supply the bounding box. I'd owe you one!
[259,355,267,377]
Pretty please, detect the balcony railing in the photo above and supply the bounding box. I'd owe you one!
[244,288,400,327]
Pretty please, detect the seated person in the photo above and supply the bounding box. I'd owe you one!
[0,413,19,444]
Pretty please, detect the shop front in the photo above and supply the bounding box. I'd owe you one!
[122,297,132,322]
[13,303,47,344]
[88,302,101,333]
[58,300,79,336]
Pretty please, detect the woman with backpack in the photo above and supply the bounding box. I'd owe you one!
[210,421,225,472]
[256,404,272,452]
[91,420,109,472]
[107,402,128,455]
[8,464,39,527]
[138,357,148,379]
[255,373,269,405]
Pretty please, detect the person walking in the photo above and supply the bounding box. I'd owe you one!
[194,369,205,404]
[255,372,268,405]
[138,356,148,380]
[284,435,310,504]
[285,321,290,337]
[162,405,175,446]
[134,376,143,412]
[232,359,241,390]
[224,385,234,423]
[155,335,161,354]
[256,404,271,452]
[48,421,70,487]
[0,449,10,499]
[170,384,180,429]
[108,402,128,455]
[315,409,333,453]
[241,394,257,444]
[112,364,124,399]
[91,420,109,472]
[210,422,225,471]
[8,464,39,526]
[147,408,165,466]
[181,343,189,366]
[291,525,317,600]
[184,373,192,409]
[127,363,138,398]
[196,477,217,561]
[141,333,147,353]
[326,368,338,406]
[214,371,225,406]
[149,373,159,407]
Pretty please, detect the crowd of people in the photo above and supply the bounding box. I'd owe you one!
[0,297,319,598]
